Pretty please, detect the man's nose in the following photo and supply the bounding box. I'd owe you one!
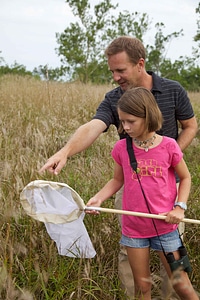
[112,72,121,82]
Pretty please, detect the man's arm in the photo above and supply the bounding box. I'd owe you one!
[177,116,198,151]
[39,119,107,174]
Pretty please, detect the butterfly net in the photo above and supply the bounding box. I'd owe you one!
[20,180,96,258]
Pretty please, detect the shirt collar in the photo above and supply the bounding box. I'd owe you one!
[147,71,162,93]
[118,71,163,94]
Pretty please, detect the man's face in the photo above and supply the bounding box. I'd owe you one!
[108,51,140,91]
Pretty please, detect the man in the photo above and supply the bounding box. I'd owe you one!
[39,36,198,299]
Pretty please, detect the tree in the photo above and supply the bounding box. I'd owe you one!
[193,2,200,63]
[33,64,67,81]
[0,51,5,65]
[56,0,115,83]
[145,22,183,74]
[0,61,33,77]
[56,0,151,83]
[56,0,186,83]
[162,2,200,91]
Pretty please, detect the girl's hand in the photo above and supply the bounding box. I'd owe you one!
[159,207,185,224]
[85,197,102,215]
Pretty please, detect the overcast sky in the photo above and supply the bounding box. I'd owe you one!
[0,0,199,71]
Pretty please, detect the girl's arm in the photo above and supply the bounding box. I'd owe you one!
[86,162,124,214]
[165,158,191,223]
[174,158,191,204]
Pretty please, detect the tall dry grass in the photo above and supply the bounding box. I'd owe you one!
[0,74,199,299]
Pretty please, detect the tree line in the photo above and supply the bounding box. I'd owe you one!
[0,0,199,91]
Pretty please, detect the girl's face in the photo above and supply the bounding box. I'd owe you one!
[118,109,147,140]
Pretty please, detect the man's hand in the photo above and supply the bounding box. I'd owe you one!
[39,119,107,175]
[39,151,67,175]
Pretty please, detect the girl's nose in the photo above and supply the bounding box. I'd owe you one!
[123,122,130,130]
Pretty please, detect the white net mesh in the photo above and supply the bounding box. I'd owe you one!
[20,180,96,258]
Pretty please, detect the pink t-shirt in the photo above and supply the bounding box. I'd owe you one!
[112,136,183,238]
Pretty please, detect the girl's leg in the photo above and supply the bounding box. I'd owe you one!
[158,251,199,300]
[126,246,151,300]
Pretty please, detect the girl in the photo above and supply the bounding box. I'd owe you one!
[86,87,198,300]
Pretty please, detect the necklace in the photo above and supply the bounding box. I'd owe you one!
[133,133,156,152]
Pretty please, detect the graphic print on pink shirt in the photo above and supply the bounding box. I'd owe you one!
[131,158,163,181]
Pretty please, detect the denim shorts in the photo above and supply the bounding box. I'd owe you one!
[120,229,182,252]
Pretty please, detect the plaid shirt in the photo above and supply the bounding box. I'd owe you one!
[93,71,194,140]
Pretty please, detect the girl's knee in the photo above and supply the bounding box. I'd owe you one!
[174,289,198,300]
[172,272,198,299]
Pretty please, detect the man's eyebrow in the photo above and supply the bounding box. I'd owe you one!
[109,67,126,72]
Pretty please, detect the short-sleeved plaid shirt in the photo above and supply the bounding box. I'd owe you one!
[93,71,194,140]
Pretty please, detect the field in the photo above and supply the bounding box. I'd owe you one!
[0,75,199,299]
